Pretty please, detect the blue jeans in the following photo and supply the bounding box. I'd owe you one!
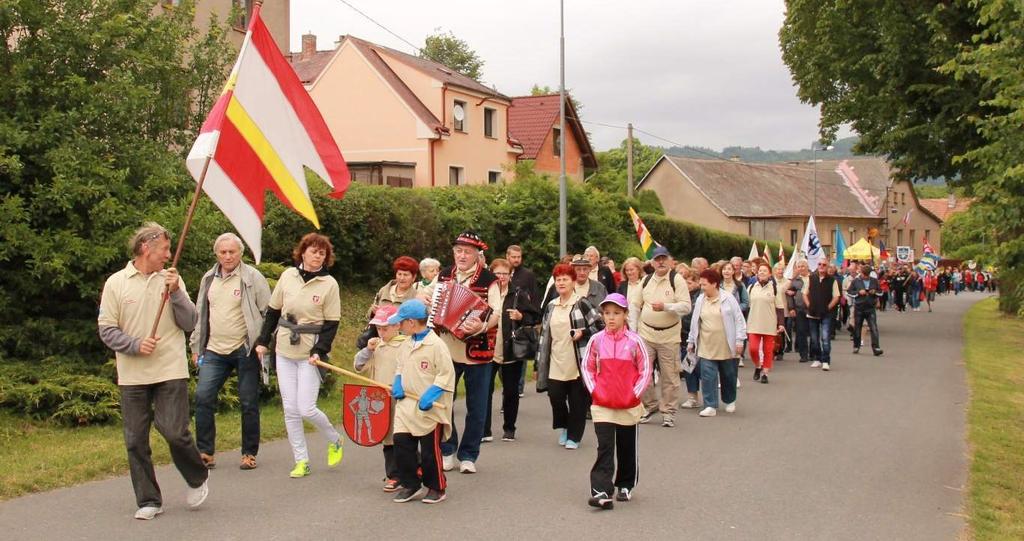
[195,347,261,456]
[699,358,738,409]
[808,317,832,363]
[442,362,490,462]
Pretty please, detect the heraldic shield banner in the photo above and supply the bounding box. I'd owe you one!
[343,384,391,446]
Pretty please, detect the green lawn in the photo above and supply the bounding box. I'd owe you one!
[963,298,1024,540]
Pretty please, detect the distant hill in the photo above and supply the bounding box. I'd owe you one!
[662,136,862,163]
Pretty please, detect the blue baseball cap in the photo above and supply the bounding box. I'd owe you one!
[651,245,671,259]
[387,299,429,325]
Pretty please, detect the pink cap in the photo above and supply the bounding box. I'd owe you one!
[369,304,399,326]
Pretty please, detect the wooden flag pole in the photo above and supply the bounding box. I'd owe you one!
[148,156,213,338]
[314,360,447,410]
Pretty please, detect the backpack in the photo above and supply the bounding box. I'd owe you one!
[642,270,678,292]
[746,277,778,297]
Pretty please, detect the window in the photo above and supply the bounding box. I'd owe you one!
[830,229,837,248]
[909,229,916,249]
[552,127,562,157]
[790,229,798,246]
[487,171,501,184]
[901,192,906,205]
[897,229,904,246]
[233,0,252,29]
[449,166,463,186]
[453,100,466,132]
[484,108,496,138]
[924,229,931,244]
[386,176,412,188]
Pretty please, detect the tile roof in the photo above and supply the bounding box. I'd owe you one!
[643,156,897,219]
[288,50,335,85]
[508,94,597,168]
[920,197,972,222]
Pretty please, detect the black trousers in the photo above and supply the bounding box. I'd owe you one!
[591,422,638,497]
[547,377,590,443]
[394,426,445,492]
[120,379,208,508]
[853,309,881,351]
[485,361,524,436]
[382,444,397,479]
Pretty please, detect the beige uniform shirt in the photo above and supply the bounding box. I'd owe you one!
[623,281,642,331]
[635,272,690,344]
[698,296,733,360]
[356,335,407,385]
[591,403,645,425]
[574,279,590,299]
[393,331,455,438]
[206,270,247,355]
[746,281,786,335]
[548,294,580,381]
[268,268,341,359]
[492,285,510,364]
[98,262,190,385]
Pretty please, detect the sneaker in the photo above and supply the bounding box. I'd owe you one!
[638,412,653,424]
[422,489,447,504]
[873,349,884,356]
[502,430,516,442]
[186,480,209,508]
[588,492,614,510]
[134,506,163,520]
[239,454,257,470]
[760,373,769,384]
[289,460,310,478]
[661,418,675,428]
[518,392,525,398]
[481,435,494,443]
[724,402,736,413]
[565,440,579,450]
[799,357,809,363]
[738,358,745,367]
[558,429,569,446]
[616,488,632,502]
[680,397,699,409]
[853,347,860,354]
[392,486,427,503]
[459,460,476,474]
[736,378,742,388]
[327,441,344,467]
[442,454,456,472]
[810,361,822,368]
[753,367,762,381]
[822,363,831,371]
[699,407,717,417]
[382,478,401,492]
[200,452,216,469]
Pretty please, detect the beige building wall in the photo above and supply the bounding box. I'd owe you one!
[433,87,517,185]
[639,159,745,235]
[307,43,431,186]
[883,178,943,256]
[187,0,290,54]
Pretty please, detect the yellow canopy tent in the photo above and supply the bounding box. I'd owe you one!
[844,238,880,261]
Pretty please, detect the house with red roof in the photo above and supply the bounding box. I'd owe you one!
[288,34,523,187]
[508,94,597,181]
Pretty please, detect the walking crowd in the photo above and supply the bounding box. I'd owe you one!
[98,223,985,518]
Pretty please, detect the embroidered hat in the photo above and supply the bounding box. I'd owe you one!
[453,230,488,251]
[600,293,629,309]
[387,299,429,325]
[369,304,399,326]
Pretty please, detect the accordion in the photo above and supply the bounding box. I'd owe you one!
[428,281,493,341]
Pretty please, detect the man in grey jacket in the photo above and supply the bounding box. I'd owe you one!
[190,233,270,470]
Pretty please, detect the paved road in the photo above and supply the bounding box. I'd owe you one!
[0,292,984,540]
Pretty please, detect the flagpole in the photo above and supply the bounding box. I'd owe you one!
[148,155,212,338]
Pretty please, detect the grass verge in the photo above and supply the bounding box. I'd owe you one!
[963,297,1024,540]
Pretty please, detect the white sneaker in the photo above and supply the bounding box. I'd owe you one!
[481,435,494,443]
[822,363,830,371]
[810,361,822,368]
[134,506,163,520]
[186,480,209,508]
[442,454,455,472]
[724,402,736,413]
[738,358,745,367]
[736,378,742,388]
[699,407,717,417]
[680,397,699,409]
[459,460,476,474]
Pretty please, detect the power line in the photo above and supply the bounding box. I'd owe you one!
[333,0,424,56]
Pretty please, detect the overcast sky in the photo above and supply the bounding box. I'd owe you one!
[291,0,842,152]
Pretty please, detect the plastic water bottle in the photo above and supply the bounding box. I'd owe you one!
[197,354,204,367]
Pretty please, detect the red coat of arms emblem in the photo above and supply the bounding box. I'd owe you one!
[342,384,391,446]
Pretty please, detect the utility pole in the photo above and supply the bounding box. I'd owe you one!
[558,0,567,257]
[626,122,634,198]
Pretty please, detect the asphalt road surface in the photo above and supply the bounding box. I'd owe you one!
[0,292,984,540]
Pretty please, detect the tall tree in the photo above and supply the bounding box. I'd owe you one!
[420,30,484,81]
[0,0,234,361]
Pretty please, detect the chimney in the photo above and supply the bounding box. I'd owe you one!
[947,193,956,209]
[335,35,345,48]
[301,33,316,60]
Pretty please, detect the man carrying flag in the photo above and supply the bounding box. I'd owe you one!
[628,207,659,259]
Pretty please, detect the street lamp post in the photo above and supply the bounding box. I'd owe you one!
[810,141,833,217]
[558,0,567,257]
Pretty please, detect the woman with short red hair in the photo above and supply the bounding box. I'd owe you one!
[366,255,422,320]
[536,263,604,449]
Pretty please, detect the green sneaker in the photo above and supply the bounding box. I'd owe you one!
[327,440,344,467]
[289,460,310,478]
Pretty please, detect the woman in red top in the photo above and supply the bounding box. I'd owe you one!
[923,270,938,312]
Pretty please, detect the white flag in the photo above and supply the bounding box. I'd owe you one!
[748,241,760,261]
[800,216,824,271]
